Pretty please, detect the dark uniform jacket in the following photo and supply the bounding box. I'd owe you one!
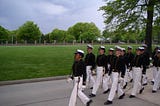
[131,54,146,73]
[107,54,116,65]
[85,52,96,69]
[107,54,116,74]
[153,55,160,67]
[110,55,126,77]
[125,52,134,68]
[141,52,149,74]
[96,54,108,73]
[72,59,86,84]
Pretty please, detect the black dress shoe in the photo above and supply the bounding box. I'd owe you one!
[151,81,154,85]
[90,87,93,89]
[143,83,147,86]
[139,87,144,94]
[129,95,135,98]
[119,93,125,99]
[104,100,112,105]
[123,83,128,89]
[130,79,133,82]
[89,94,96,98]
[152,90,157,93]
[86,100,93,106]
[103,89,110,94]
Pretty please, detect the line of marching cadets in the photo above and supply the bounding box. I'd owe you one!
[68,44,160,106]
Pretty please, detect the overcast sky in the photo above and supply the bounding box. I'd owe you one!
[0,0,105,34]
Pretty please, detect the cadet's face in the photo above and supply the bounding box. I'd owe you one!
[109,51,113,55]
[87,48,92,53]
[99,49,104,54]
[74,53,80,60]
[157,53,160,58]
[128,49,132,53]
[121,51,125,56]
[116,50,121,56]
[136,50,140,55]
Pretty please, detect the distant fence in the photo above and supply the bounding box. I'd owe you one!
[0,40,159,46]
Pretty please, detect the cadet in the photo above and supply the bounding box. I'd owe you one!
[141,44,150,86]
[89,46,110,97]
[121,48,128,89]
[69,49,92,106]
[152,49,160,93]
[151,46,160,84]
[85,44,96,89]
[104,46,125,105]
[107,48,115,74]
[125,46,134,83]
[129,47,146,98]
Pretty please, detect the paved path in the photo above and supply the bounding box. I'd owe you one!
[0,70,160,106]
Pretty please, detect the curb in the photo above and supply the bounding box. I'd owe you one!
[0,76,67,86]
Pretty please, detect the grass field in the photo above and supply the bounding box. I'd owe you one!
[0,44,142,81]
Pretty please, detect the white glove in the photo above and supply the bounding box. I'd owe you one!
[66,77,72,83]
[119,77,124,81]
[150,63,153,67]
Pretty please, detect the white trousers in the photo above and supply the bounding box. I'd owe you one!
[123,68,129,86]
[131,67,142,96]
[108,72,124,101]
[69,77,90,106]
[142,68,150,84]
[92,67,109,94]
[152,66,158,82]
[86,66,95,88]
[153,67,160,91]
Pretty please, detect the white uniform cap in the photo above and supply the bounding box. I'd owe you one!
[157,49,160,53]
[115,46,122,51]
[138,46,145,50]
[128,46,133,49]
[109,48,114,51]
[87,44,93,49]
[142,44,147,47]
[75,49,84,54]
[100,46,105,49]
[122,48,126,51]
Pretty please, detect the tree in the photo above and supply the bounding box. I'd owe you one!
[17,21,41,43]
[65,34,75,43]
[100,0,160,55]
[68,22,100,42]
[0,25,9,43]
[50,28,67,42]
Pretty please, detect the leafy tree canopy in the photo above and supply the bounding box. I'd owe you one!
[0,25,9,42]
[100,0,160,54]
[17,21,41,43]
[68,22,100,42]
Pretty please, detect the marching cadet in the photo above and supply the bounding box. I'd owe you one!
[107,48,115,75]
[151,46,160,84]
[129,47,146,98]
[69,49,92,106]
[141,44,150,86]
[125,46,135,83]
[104,46,125,105]
[126,46,134,82]
[85,44,96,89]
[152,49,160,93]
[121,48,128,89]
[89,46,110,97]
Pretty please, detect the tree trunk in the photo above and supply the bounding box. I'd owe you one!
[145,0,154,55]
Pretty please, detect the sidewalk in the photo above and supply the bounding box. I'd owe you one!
[0,69,160,106]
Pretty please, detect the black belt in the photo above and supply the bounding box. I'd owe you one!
[97,65,104,67]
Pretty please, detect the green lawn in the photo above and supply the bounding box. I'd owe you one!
[0,44,141,81]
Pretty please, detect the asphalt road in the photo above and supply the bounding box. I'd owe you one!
[0,70,160,106]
